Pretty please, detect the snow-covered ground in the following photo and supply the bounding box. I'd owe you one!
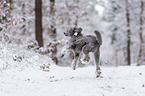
[1,65,145,96]
[0,43,145,96]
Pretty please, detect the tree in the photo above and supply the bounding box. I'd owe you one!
[0,0,11,42]
[49,0,56,40]
[35,0,43,47]
[125,0,131,65]
[104,0,133,65]
[21,0,26,35]
[74,0,79,27]
[137,0,144,66]
[48,0,58,64]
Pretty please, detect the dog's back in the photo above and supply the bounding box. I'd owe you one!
[69,30,102,51]
[69,36,86,51]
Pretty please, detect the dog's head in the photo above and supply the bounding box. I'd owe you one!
[64,27,82,37]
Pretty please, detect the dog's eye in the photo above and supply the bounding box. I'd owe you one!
[74,32,78,36]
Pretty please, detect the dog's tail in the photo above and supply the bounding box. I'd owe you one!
[94,30,102,45]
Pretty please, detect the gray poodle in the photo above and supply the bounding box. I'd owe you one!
[61,27,102,78]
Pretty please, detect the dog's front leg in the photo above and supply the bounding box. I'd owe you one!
[72,52,80,70]
[81,46,90,64]
[94,47,101,78]
[60,44,70,58]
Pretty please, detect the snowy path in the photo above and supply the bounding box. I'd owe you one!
[1,65,145,96]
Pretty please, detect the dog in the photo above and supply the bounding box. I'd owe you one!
[61,27,102,78]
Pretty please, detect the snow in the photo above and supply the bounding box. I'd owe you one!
[0,43,145,96]
[1,65,145,96]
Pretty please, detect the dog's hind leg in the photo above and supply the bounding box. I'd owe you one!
[72,52,80,70]
[94,47,101,78]
[81,53,90,64]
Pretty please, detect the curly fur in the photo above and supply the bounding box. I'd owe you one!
[61,27,102,78]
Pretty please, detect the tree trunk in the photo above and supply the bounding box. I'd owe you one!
[137,0,144,66]
[125,0,131,65]
[49,0,56,40]
[75,16,78,27]
[74,0,79,27]
[35,0,43,47]
[9,0,12,9]
[22,1,26,35]
[49,0,58,64]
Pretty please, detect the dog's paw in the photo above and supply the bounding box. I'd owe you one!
[60,54,65,58]
[72,66,76,70]
[71,64,76,70]
[96,75,103,78]
[96,70,102,78]
[80,58,89,64]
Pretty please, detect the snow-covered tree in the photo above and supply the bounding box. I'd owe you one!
[104,0,130,65]
[104,0,145,65]
[0,0,11,42]
[137,0,145,65]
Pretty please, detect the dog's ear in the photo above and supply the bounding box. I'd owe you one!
[73,27,77,30]
[78,28,82,32]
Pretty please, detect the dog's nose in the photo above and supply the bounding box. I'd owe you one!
[64,32,68,36]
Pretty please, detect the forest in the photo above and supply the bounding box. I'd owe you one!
[0,0,145,96]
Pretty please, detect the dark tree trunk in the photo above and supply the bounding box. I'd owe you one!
[75,16,78,27]
[125,0,131,65]
[35,0,43,47]
[137,0,144,66]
